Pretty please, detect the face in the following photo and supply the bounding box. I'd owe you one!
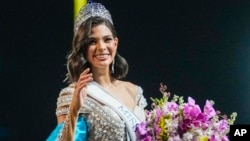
[86,24,118,70]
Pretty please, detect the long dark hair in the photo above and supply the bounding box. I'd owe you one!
[65,16,128,83]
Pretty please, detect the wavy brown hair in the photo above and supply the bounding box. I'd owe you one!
[65,16,128,83]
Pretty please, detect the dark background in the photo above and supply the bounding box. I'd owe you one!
[1,0,250,140]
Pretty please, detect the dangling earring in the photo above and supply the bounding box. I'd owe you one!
[80,54,84,62]
[111,60,115,73]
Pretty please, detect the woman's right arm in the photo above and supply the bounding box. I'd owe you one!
[57,115,66,124]
[47,68,93,141]
[58,68,93,141]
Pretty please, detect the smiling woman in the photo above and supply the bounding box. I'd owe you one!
[85,24,118,70]
[46,1,147,141]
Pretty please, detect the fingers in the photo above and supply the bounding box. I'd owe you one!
[76,68,93,89]
[79,68,93,81]
[71,68,93,111]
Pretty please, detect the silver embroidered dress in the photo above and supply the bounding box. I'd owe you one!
[56,83,147,141]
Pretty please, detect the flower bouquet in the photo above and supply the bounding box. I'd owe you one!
[136,83,237,141]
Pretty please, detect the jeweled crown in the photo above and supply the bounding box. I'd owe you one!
[74,2,113,32]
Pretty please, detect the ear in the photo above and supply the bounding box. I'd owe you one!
[114,37,118,49]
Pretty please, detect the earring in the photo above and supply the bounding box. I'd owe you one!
[111,60,115,73]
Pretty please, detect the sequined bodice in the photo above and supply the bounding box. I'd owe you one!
[56,84,147,141]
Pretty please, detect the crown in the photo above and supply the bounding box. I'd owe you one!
[74,2,113,32]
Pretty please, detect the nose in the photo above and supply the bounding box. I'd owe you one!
[97,40,106,51]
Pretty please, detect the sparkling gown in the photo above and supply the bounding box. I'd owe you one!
[46,83,147,141]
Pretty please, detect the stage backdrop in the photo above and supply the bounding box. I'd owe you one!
[0,0,250,140]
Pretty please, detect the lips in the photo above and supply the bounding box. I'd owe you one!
[94,54,110,60]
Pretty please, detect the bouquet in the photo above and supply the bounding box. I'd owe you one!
[136,83,237,141]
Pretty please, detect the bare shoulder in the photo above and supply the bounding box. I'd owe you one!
[59,83,75,96]
[116,80,139,98]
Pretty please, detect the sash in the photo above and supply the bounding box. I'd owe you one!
[85,81,140,141]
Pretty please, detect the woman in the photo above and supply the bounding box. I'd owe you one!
[47,2,147,141]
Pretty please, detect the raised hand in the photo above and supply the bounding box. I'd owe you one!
[60,68,93,141]
[71,68,93,112]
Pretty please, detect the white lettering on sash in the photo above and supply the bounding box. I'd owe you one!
[118,105,138,130]
[87,82,140,140]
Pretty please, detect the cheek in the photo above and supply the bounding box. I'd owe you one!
[111,43,117,55]
[109,47,117,57]
[86,47,95,60]
[113,49,117,56]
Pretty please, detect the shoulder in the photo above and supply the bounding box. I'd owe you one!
[58,83,75,96]
[116,80,142,99]
[117,80,147,108]
[56,84,75,110]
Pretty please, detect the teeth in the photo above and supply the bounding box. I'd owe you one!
[98,54,109,56]
[95,54,109,59]
[95,54,109,56]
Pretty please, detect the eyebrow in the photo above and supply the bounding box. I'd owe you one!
[88,35,113,39]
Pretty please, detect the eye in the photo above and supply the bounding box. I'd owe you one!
[87,39,96,46]
[105,38,113,43]
[89,40,96,45]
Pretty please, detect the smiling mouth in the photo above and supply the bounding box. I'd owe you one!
[94,54,110,60]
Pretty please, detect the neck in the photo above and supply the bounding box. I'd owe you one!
[92,68,115,89]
